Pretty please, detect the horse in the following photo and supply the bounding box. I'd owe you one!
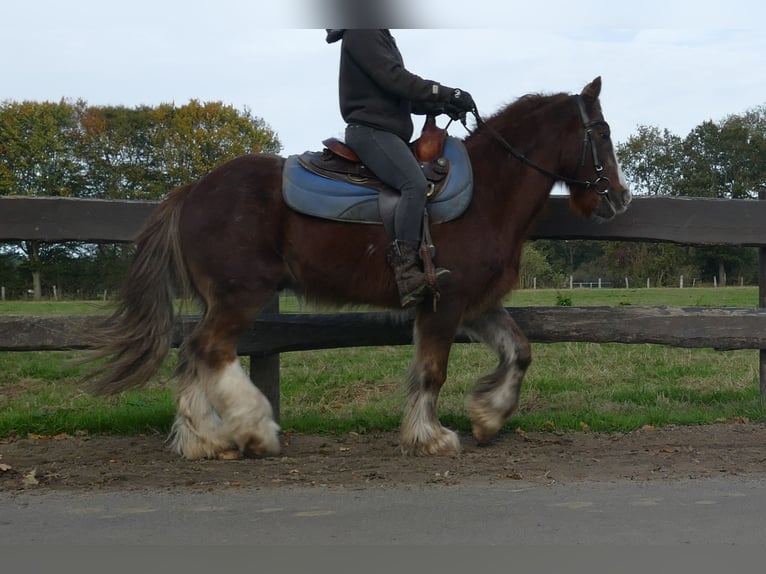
[87,76,631,460]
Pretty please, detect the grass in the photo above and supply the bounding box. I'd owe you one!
[1,287,764,438]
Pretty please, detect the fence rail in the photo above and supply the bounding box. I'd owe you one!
[2,195,766,416]
[3,194,766,244]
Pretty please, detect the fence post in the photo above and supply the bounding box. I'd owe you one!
[250,294,281,422]
[759,189,766,399]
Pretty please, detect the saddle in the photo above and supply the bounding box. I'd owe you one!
[282,116,473,241]
[299,114,452,202]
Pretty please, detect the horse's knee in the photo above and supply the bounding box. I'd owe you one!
[516,338,532,371]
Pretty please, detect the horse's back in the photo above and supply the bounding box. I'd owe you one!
[177,153,291,284]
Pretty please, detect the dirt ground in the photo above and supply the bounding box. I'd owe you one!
[2,422,766,492]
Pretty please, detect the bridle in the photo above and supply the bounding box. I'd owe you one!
[459,95,613,195]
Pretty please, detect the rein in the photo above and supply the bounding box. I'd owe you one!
[460,95,611,194]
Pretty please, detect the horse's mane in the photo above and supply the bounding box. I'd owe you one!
[467,92,572,142]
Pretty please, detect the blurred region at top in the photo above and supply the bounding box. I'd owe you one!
[300,0,425,28]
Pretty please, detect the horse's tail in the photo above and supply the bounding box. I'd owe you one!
[86,184,194,395]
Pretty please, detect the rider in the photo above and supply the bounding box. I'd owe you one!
[326,29,475,308]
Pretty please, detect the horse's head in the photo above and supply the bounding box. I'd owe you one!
[566,77,632,222]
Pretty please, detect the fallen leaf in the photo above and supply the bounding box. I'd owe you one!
[641,425,656,431]
[579,422,590,431]
[22,469,39,487]
[339,447,351,453]
[0,463,12,472]
[53,433,72,441]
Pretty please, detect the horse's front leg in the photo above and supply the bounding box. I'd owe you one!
[461,304,532,444]
[400,306,463,456]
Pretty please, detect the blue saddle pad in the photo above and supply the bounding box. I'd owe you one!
[282,136,473,225]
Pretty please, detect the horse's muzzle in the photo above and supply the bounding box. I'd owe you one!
[592,185,632,222]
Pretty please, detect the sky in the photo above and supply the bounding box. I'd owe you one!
[3,0,765,157]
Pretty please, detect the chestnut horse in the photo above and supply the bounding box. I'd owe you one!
[88,77,631,460]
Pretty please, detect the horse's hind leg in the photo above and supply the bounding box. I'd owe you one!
[461,304,532,444]
[400,307,463,456]
[169,292,280,460]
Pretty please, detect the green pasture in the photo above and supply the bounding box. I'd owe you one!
[1,287,764,439]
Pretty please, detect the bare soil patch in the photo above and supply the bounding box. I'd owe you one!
[2,423,766,493]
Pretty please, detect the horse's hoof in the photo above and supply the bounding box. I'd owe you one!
[244,435,281,458]
[469,418,503,445]
[400,427,461,457]
[466,397,506,445]
[471,428,497,446]
[216,448,244,460]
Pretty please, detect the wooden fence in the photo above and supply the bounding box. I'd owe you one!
[2,194,766,418]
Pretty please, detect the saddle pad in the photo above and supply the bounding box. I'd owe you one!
[282,136,473,225]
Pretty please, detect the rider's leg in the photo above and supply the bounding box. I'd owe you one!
[345,124,449,307]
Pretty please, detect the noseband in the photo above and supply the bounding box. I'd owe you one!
[464,95,612,193]
[574,95,611,195]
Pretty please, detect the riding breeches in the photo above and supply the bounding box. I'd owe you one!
[345,123,427,244]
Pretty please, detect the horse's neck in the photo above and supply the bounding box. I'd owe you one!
[468,96,578,193]
[464,107,574,237]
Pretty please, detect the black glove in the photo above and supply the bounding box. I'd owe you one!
[442,103,466,121]
[449,88,475,112]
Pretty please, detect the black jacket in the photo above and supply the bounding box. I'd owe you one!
[326,29,452,142]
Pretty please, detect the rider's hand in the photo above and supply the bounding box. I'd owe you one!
[449,88,475,112]
[442,103,466,121]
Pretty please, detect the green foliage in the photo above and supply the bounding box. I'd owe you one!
[616,125,682,196]
[0,98,281,200]
[0,98,281,297]
[0,99,83,197]
[676,109,766,199]
[554,291,572,306]
[617,104,766,199]
[518,243,564,288]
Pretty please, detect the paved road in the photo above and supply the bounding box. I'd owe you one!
[2,478,765,545]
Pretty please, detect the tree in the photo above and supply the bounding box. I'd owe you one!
[518,243,564,288]
[154,100,280,191]
[616,125,682,196]
[0,99,83,197]
[616,106,766,286]
[76,100,281,199]
[677,108,766,199]
[0,99,281,298]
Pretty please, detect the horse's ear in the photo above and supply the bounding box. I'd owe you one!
[581,76,602,99]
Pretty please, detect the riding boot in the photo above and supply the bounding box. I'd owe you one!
[385,240,450,308]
